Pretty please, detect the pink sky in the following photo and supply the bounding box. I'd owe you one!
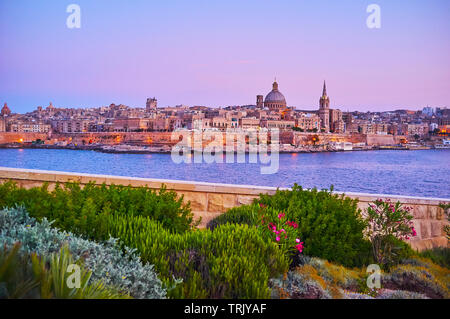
[0,0,449,113]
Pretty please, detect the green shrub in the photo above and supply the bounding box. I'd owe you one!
[419,248,450,269]
[0,206,167,299]
[107,214,289,298]
[0,204,288,299]
[206,205,258,230]
[0,243,130,299]
[0,180,198,235]
[208,185,373,267]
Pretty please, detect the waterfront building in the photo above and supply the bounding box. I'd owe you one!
[261,119,295,130]
[53,119,90,133]
[329,109,345,133]
[9,121,51,133]
[401,123,429,137]
[295,113,320,131]
[113,118,150,132]
[0,117,5,132]
[422,106,434,117]
[240,117,260,130]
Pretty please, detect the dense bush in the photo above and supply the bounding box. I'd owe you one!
[0,206,167,299]
[0,181,197,235]
[107,214,289,298]
[0,243,130,299]
[207,205,258,231]
[0,205,288,299]
[208,185,373,267]
[419,248,450,269]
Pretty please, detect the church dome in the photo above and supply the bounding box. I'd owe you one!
[264,90,286,103]
[264,81,286,103]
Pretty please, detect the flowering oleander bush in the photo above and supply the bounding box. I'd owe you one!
[364,199,416,268]
[259,208,304,257]
[0,206,167,299]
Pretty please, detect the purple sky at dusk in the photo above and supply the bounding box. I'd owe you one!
[0,0,449,113]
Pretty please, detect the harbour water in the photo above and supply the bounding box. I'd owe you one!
[0,148,449,199]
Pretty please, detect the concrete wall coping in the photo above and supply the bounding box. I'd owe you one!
[0,166,449,204]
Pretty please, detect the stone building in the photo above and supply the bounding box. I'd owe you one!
[329,109,345,133]
[318,81,330,132]
[146,98,157,112]
[9,121,51,133]
[0,117,5,132]
[1,103,11,117]
[256,95,264,109]
[53,119,90,133]
[295,113,320,131]
[0,103,10,132]
[263,81,287,112]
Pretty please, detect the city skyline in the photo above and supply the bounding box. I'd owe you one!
[1,0,449,113]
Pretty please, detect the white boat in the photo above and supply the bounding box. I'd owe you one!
[434,139,450,149]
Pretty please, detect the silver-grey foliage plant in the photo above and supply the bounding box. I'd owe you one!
[0,206,167,299]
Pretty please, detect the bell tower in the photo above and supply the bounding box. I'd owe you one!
[319,81,330,132]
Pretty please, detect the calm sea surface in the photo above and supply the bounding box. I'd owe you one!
[0,148,449,199]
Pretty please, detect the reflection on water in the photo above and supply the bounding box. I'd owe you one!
[0,148,449,198]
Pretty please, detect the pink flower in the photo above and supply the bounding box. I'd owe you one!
[276,236,280,242]
[278,212,285,220]
[295,242,304,253]
[296,238,301,243]
[286,221,298,229]
[411,227,417,237]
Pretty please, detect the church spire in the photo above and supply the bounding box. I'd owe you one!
[322,80,327,97]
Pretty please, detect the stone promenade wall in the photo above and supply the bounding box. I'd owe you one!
[0,167,447,251]
[0,132,48,144]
